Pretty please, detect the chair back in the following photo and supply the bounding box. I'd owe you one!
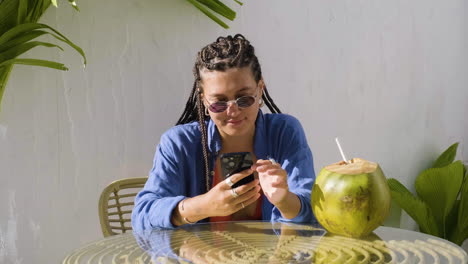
[98,177,147,237]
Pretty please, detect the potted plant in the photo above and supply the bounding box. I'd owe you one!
[388,143,468,245]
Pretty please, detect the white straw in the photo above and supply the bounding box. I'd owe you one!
[335,137,348,164]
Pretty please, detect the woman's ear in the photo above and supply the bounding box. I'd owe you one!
[259,79,265,96]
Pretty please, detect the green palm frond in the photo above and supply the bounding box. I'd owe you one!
[0,58,68,70]
[17,0,28,25]
[0,41,64,62]
[0,23,86,66]
[186,0,243,29]
[0,0,84,111]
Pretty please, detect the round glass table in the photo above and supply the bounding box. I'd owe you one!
[62,221,467,264]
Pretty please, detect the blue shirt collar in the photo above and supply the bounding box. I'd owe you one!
[206,110,269,159]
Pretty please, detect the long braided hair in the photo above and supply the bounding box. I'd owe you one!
[176,34,281,192]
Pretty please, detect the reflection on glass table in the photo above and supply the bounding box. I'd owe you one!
[62,221,468,264]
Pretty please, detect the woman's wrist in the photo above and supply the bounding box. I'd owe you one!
[173,195,210,226]
[274,192,301,219]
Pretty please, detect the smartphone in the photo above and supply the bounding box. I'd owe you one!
[220,152,255,188]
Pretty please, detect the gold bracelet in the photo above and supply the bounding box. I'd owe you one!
[181,199,196,224]
[183,217,196,224]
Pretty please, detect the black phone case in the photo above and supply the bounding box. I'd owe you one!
[220,152,254,188]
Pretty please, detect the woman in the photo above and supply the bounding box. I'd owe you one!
[132,34,316,230]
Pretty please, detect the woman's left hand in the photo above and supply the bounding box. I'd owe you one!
[252,159,289,206]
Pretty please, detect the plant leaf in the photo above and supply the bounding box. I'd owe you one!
[449,224,468,246]
[34,23,87,65]
[458,172,468,233]
[17,0,28,24]
[0,65,13,111]
[0,41,63,62]
[199,0,236,20]
[51,0,58,8]
[233,0,243,6]
[387,178,440,236]
[0,30,49,53]
[186,0,229,29]
[0,23,86,65]
[446,199,459,240]
[432,142,459,168]
[46,31,86,66]
[0,58,68,70]
[0,0,19,34]
[25,0,51,23]
[0,23,47,45]
[415,161,464,238]
[68,0,80,11]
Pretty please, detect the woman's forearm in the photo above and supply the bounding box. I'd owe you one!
[171,195,211,226]
[275,192,301,219]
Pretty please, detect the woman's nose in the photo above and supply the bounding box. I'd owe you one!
[226,101,240,116]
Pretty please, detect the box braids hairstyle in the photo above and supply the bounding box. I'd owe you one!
[176,34,281,192]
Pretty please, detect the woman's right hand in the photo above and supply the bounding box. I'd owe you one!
[172,169,261,226]
[201,168,261,217]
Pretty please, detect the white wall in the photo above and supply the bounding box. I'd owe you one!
[0,0,467,262]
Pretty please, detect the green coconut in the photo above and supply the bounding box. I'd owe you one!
[312,158,391,238]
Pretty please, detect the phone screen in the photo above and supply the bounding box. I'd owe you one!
[220,152,255,188]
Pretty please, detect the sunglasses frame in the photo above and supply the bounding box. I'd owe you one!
[203,86,260,113]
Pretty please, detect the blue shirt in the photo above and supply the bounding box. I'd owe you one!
[132,110,316,230]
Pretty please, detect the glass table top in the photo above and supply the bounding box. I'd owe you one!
[63,221,467,264]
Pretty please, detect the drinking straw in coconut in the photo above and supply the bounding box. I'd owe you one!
[335,137,349,164]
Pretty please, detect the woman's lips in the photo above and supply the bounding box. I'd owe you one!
[227,119,243,125]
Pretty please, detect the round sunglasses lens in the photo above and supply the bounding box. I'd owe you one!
[237,96,255,108]
[209,102,228,113]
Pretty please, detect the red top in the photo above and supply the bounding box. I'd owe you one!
[209,167,262,222]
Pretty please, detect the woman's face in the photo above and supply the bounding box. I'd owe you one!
[200,67,263,139]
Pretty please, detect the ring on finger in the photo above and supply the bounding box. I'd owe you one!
[268,158,278,165]
[225,177,234,187]
[241,202,245,208]
[231,188,239,198]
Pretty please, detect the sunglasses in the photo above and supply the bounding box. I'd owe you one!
[204,89,259,113]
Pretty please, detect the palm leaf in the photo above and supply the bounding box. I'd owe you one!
[68,0,80,11]
[415,161,464,237]
[17,0,28,24]
[0,23,48,44]
[387,178,440,236]
[0,23,86,65]
[51,0,58,8]
[0,58,68,70]
[198,0,236,20]
[0,30,48,52]
[432,142,459,168]
[0,65,13,110]
[186,0,243,29]
[25,0,51,23]
[0,0,19,33]
[0,41,63,62]
[186,0,229,29]
[0,0,83,111]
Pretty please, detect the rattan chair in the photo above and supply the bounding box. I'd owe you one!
[98,177,148,237]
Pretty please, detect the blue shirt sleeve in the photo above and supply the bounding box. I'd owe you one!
[270,116,316,223]
[132,131,187,230]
